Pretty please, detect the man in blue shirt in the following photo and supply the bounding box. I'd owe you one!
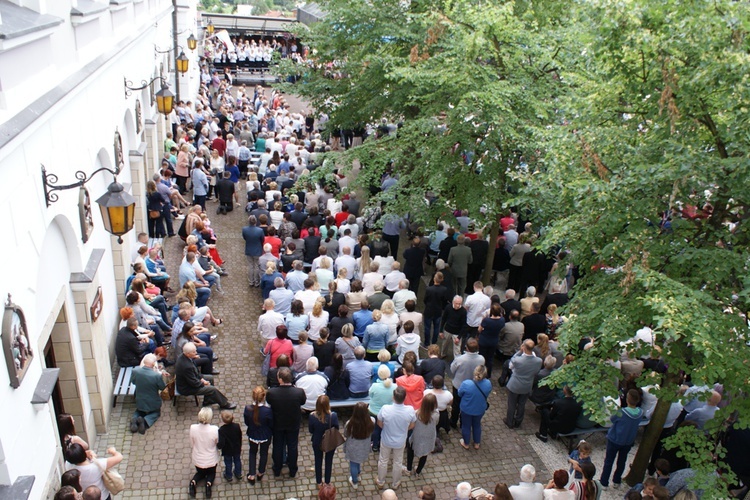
[285,260,308,293]
[600,389,644,487]
[179,252,211,307]
[191,159,209,210]
[376,387,416,490]
[345,347,372,398]
[352,300,374,340]
[242,215,265,287]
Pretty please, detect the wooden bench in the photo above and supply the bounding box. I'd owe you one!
[556,418,650,451]
[112,366,136,407]
[329,397,370,409]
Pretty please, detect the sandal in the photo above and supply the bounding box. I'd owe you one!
[247,474,255,485]
[257,473,264,481]
[213,318,224,326]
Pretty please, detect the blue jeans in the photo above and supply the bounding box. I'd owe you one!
[424,315,441,345]
[460,412,483,444]
[349,461,361,483]
[600,439,632,486]
[223,454,242,479]
[195,286,211,308]
[371,421,382,450]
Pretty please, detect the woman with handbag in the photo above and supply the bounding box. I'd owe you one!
[457,364,492,450]
[146,180,166,238]
[64,443,123,500]
[308,395,340,488]
[244,386,273,485]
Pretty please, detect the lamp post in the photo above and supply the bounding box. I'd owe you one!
[206,19,214,36]
[125,77,175,115]
[187,33,197,51]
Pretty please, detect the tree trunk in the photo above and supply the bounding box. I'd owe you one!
[482,220,499,285]
[623,384,675,485]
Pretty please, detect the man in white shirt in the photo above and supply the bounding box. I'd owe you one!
[508,464,544,500]
[464,281,491,342]
[334,247,357,279]
[392,280,417,316]
[258,298,285,341]
[294,278,320,314]
[383,262,406,295]
[337,229,357,256]
[294,357,329,411]
[339,215,360,240]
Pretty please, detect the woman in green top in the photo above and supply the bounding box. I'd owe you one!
[368,365,395,452]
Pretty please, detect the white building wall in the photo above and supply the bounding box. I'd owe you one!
[0,0,199,497]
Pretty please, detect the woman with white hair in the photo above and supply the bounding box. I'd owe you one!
[189,407,219,498]
[520,286,539,320]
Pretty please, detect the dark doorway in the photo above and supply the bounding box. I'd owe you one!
[44,338,64,418]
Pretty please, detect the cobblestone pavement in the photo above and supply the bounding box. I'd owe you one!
[93,89,562,499]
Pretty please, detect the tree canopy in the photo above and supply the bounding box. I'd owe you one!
[280,0,750,493]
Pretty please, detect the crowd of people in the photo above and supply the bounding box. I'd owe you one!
[54,69,743,499]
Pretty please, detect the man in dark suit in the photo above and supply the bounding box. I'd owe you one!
[423,271,451,345]
[266,368,306,478]
[175,343,236,409]
[521,302,547,342]
[115,317,148,367]
[535,385,582,442]
[242,215,265,287]
[289,202,308,230]
[500,289,522,321]
[403,237,427,294]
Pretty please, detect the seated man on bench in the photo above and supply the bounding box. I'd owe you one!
[535,385,582,442]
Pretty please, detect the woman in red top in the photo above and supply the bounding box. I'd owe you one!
[265,226,283,258]
[264,325,294,369]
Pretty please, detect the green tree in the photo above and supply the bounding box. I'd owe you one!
[516,0,750,492]
[278,0,574,280]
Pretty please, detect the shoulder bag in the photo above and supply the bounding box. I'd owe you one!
[261,342,276,377]
[474,380,491,410]
[95,459,125,495]
[320,414,345,453]
[160,378,175,401]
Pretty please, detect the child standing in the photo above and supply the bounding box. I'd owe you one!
[217,410,243,482]
[600,389,644,487]
[568,440,593,480]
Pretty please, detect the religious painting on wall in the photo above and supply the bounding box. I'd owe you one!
[79,187,94,243]
[2,295,33,388]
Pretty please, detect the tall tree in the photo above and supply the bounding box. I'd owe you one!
[515,0,750,491]
[279,0,574,267]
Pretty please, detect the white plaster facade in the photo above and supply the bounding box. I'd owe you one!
[0,0,199,497]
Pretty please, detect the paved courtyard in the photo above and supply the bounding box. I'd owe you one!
[91,89,642,499]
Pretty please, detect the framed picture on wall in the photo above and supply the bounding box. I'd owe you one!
[2,295,33,389]
[79,187,94,243]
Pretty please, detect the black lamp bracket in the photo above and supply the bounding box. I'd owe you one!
[124,76,167,98]
[41,164,119,207]
[154,44,185,55]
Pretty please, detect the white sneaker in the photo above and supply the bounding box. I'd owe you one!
[348,477,358,488]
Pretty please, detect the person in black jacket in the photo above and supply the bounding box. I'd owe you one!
[439,296,467,360]
[500,289,522,321]
[218,411,243,481]
[115,318,148,367]
[535,386,582,442]
[403,237,427,294]
[266,367,307,478]
[521,302,547,342]
[423,272,450,346]
[175,343,236,409]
